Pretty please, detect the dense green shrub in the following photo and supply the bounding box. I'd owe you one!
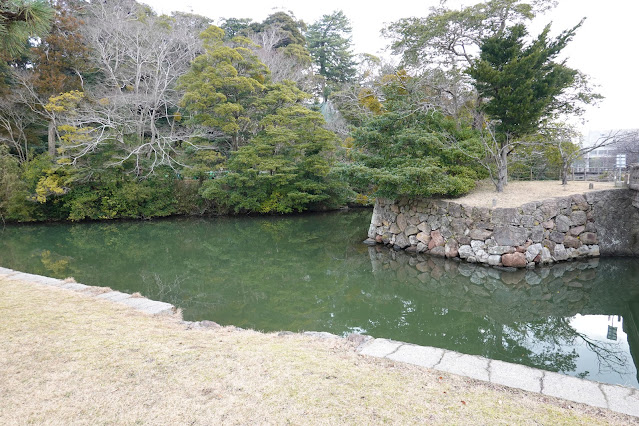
[200,106,347,214]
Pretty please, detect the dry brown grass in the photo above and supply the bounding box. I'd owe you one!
[444,180,620,208]
[1,276,636,425]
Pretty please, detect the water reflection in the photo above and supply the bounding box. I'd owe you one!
[368,246,639,387]
[0,211,637,388]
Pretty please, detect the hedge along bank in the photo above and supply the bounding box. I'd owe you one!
[366,189,639,269]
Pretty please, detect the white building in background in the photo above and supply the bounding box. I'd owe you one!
[577,130,637,169]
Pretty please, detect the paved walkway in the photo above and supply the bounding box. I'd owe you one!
[358,338,639,418]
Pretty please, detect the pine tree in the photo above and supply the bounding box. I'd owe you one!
[306,10,357,102]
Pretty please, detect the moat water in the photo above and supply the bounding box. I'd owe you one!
[1,210,638,388]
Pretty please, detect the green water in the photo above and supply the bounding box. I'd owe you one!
[1,210,638,389]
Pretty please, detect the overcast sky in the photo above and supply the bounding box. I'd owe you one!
[142,0,638,136]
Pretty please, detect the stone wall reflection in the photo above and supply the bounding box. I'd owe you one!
[368,245,637,323]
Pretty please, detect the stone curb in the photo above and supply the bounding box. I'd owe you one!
[4,266,637,417]
[0,267,178,318]
[357,337,639,417]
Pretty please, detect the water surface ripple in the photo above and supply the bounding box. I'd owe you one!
[1,210,638,388]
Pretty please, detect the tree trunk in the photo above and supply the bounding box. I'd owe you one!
[562,161,569,185]
[48,120,56,158]
[495,146,508,192]
[496,166,507,192]
[232,132,239,152]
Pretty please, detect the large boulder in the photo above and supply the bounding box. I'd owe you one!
[569,225,585,236]
[428,230,445,250]
[416,232,431,245]
[394,233,410,249]
[571,210,587,226]
[445,239,459,258]
[549,231,565,244]
[404,225,419,236]
[526,243,542,262]
[488,245,516,255]
[580,232,598,245]
[530,225,544,243]
[555,215,571,232]
[491,208,519,226]
[563,235,582,249]
[396,213,408,232]
[469,228,493,240]
[417,222,431,233]
[553,244,569,261]
[539,200,559,219]
[493,225,528,246]
[458,245,473,259]
[501,252,527,268]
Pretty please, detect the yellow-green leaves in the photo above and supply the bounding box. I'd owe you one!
[179,25,269,152]
[44,90,84,114]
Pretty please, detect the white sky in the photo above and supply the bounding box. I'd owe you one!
[142,0,638,136]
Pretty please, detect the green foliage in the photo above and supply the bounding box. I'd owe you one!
[306,10,357,101]
[261,12,306,47]
[200,103,344,213]
[218,17,253,40]
[0,0,53,59]
[220,12,306,47]
[335,76,485,200]
[335,160,478,200]
[467,22,582,138]
[0,149,185,222]
[179,25,269,152]
[66,172,177,221]
[0,147,32,220]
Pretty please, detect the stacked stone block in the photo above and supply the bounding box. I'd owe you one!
[368,193,611,268]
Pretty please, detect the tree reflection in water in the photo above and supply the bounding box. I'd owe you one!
[369,246,639,385]
[0,211,637,387]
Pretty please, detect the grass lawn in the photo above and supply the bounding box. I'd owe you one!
[444,180,618,208]
[1,275,636,425]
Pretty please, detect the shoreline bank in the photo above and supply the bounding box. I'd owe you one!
[1,266,637,420]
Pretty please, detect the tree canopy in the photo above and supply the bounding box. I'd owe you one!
[306,10,357,102]
[0,0,615,222]
[0,0,52,60]
[468,22,582,139]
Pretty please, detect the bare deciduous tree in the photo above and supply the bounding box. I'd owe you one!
[541,125,630,185]
[0,96,38,163]
[49,1,213,175]
[250,25,313,89]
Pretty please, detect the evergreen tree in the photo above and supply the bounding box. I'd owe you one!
[468,22,582,139]
[306,10,357,102]
[261,11,306,48]
[200,82,343,213]
[335,72,484,200]
[0,0,52,59]
[466,22,585,191]
[179,26,269,153]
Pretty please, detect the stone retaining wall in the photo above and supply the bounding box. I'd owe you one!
[367,189,639,268]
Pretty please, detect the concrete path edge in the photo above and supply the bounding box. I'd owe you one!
[357,337,639,417]
[0,266,178,318]
[2,265,637,417]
